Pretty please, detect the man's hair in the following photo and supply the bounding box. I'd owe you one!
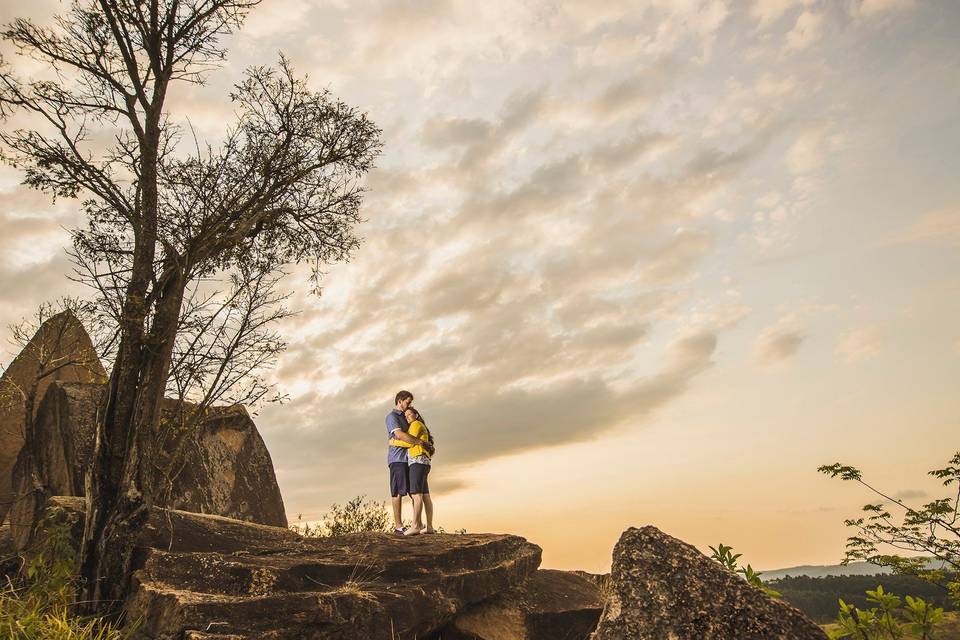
[395,390,414,405]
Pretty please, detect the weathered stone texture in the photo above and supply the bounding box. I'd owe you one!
[0,311,106,525]
[42,497,542,640]
[9,382,286,549]
[590,526,827,640]
[449,568,605,640]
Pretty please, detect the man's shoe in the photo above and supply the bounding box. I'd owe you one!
[393,526,406,535]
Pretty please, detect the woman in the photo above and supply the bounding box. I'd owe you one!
[390,407,435,535]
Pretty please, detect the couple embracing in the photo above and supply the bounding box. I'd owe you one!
[385,390,436,536]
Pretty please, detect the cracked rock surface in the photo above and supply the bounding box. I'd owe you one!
[589,526,827,640]
[46,497,542,640]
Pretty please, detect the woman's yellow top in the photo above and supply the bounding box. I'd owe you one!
[389,420,431,459]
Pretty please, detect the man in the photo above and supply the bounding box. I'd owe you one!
[386,390,434,534]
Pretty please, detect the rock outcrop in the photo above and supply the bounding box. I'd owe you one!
[41,497,542,640]
[590,526,827,640]
[446,569,605,640]
[9,381,286,548]
[0,311,106,525]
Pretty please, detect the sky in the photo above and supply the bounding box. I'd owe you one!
[0,0,958,574]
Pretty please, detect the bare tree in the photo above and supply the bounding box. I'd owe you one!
[0,0,382,613]
[149,265,295,515]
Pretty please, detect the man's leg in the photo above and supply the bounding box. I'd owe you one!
[392,495,403,530]
[389,463,408,532]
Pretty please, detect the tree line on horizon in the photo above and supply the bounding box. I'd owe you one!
[769,573,957,624]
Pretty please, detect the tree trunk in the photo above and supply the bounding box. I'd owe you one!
[78,268,186,613]
[79,127,162,614]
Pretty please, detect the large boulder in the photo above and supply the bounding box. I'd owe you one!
[41,497,542,640]
[590,526,827,640]
[447,569,605,640]
[9,381,286,549]
[0,311,106,525]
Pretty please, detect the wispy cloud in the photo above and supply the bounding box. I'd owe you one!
[785,10,825,51]
[753,327,807,368]
[879,205,960,248]
[851,0,916,20]
[835,326,883,364]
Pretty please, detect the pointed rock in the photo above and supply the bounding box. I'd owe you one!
[590,526,827,640]
[9,381,287,549]
[0,311,106,526]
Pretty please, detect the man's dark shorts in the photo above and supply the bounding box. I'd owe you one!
[389,462,409,497]
[408,463,430,494]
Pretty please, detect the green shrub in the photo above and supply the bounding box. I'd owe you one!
[709,543,782,597]
[292,495,392,537]
[710,543,944,638]
[291,495,466,537]
[0,506,133,639]
[828,585,943,640]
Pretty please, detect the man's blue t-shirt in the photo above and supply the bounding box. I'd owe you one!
[386,409,408,464]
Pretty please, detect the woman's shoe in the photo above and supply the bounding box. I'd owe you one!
[404,526,422,536]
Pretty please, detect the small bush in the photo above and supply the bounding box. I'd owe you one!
[292,495,392,537]
[0,506,133,639]
[827,585,943,640]
[709,542,781,598]
[291,495,466,537]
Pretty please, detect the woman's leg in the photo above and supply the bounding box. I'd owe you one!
[423,493,434,532]
[405,494,424,534]
[405,464,426,535]
[422,465,434,532]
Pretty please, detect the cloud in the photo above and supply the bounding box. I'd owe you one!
[750,0,815,29]
[751,303,837,368]
[893,489,927,502]
[257,65,788,510]
[879,205,960,248]
[851,0,916,19]
[241,0,313,38]
[835,327,883,364]
[261,321,722,514]
[785,124,831,175]
[753,327,806,367]
[785,10,825,51]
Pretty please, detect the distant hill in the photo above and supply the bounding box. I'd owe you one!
[759,561,892,581]
[761,557,942,582]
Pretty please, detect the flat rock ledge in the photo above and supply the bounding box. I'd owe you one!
[590,526,827,640]
[44,497,542,640]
